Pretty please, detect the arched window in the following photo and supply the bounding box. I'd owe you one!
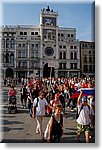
[11,39,15,48]
[2,38,5,48]
[89,57,92,63]
[6,53,9,63]
[6,39,9,48]
[48,32,51,39]
[10,53,14,64]
[60,52,62,59]
[84,56,87,63]
[70,52,73,59]
[47,30,52,40]
[3,53,6,63]
[63,52,66,59]
[1,53,3,63]
[74,52,77,59]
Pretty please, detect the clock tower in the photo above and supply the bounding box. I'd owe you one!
[40,5,59,78]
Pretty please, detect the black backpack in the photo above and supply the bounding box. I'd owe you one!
[76,104,90,119]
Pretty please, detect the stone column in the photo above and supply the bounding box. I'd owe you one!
[67,71,69,78]
[55,69,58,78]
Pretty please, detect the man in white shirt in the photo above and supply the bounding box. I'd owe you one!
[76,90,91,143]
[32,91,48,141]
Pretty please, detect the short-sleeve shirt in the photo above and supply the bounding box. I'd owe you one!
[33,97,48,116]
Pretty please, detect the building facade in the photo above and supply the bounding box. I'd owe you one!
[80,41,95,77]
[1,5,80,79]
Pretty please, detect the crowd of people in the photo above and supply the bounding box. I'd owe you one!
[7,76,95,143]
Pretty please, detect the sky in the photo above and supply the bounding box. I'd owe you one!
[0,0,95,41]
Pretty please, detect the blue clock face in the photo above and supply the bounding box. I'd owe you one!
[45,47,54,56]
[43,17,56,26]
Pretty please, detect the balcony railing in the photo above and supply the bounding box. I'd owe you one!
[2,63,14,67]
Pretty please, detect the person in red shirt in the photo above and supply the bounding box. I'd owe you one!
[81,81,88,88]
[8,85,16,97]
[49,93,62,114]
[8,85,17,113]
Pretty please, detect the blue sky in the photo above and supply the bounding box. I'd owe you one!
[1,1,95,41]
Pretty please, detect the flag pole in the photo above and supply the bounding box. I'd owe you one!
[50,67,52,85]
